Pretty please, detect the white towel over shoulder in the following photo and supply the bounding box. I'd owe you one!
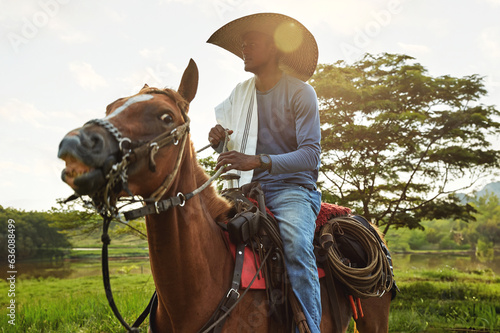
[215,77,258,186]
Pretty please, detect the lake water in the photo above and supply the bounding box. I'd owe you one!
[392,252,500,275]
[6,252,499,280]
[4,257,151,280]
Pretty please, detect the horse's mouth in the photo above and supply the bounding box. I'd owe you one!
[61,154,91,184]
[60,154,106,195]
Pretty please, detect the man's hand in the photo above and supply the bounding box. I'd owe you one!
[208,124,233,147]
[216,151,260,172]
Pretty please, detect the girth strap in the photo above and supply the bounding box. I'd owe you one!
[197,242,246,333]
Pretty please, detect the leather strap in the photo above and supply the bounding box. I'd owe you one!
[213,242,245,333]
[324,258,344,333]
[231,243,246,292]
[123,195,186,220]
[197,242,246,333]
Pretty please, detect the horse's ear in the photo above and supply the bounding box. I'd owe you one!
[177,59,198,104]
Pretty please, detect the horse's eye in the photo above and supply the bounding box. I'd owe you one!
[160,114,173,124]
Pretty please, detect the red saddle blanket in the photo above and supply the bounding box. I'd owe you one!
[227,202,351,290]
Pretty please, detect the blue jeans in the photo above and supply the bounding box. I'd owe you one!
[260,181,322,333]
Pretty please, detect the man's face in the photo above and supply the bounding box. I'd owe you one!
[241,31,277,74]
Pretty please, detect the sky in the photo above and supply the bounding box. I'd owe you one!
[1,0,499,211]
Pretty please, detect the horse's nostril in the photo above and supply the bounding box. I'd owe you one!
[90,133,103,147]
[81,131,105,152]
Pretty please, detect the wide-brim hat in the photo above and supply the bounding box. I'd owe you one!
[207,13,318,82]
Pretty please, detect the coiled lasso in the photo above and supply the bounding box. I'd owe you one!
[319,216,394,298]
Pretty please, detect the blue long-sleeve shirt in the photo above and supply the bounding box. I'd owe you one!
[252,74,321,190]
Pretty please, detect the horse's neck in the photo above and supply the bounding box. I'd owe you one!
[145,146,233,329]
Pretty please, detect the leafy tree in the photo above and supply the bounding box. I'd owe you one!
[198,153,219,177]
[311,53,500,234]
[466,191,500,247]
[49,200,103,235]
[198,153,224,191]
[50,199,147,240]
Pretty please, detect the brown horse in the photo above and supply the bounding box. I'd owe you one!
[58,59,392,332]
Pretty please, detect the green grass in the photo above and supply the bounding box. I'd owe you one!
[0,274,154,333]
[388,267,500,332]
[1,266,499,332]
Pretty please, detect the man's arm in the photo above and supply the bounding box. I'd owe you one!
[269,84,321,174]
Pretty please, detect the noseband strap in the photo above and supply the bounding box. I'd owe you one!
[86,118,131,151]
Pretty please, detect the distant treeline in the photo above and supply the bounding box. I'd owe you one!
[0,206,71,260]
[386,191,500,258]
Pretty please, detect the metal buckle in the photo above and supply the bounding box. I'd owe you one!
[226,288,240,299]
[154,201,161,214]
[177,192,186,207]
[170,128,179,145]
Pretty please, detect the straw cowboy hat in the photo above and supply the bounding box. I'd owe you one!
[207,13,318,82]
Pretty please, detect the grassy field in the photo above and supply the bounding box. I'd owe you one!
[67,229,149,259]
[1,266,499,332]
[390,268,500,332]
[0,274,154,333]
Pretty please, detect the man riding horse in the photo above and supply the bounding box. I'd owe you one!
[207,13,322,333]
[57,12,395,332]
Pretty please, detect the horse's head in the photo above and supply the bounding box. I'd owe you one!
[58,59,198,204]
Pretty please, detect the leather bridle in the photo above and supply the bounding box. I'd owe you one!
[85,90,191,217]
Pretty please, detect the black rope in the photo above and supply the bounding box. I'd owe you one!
[101,215,151,332]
